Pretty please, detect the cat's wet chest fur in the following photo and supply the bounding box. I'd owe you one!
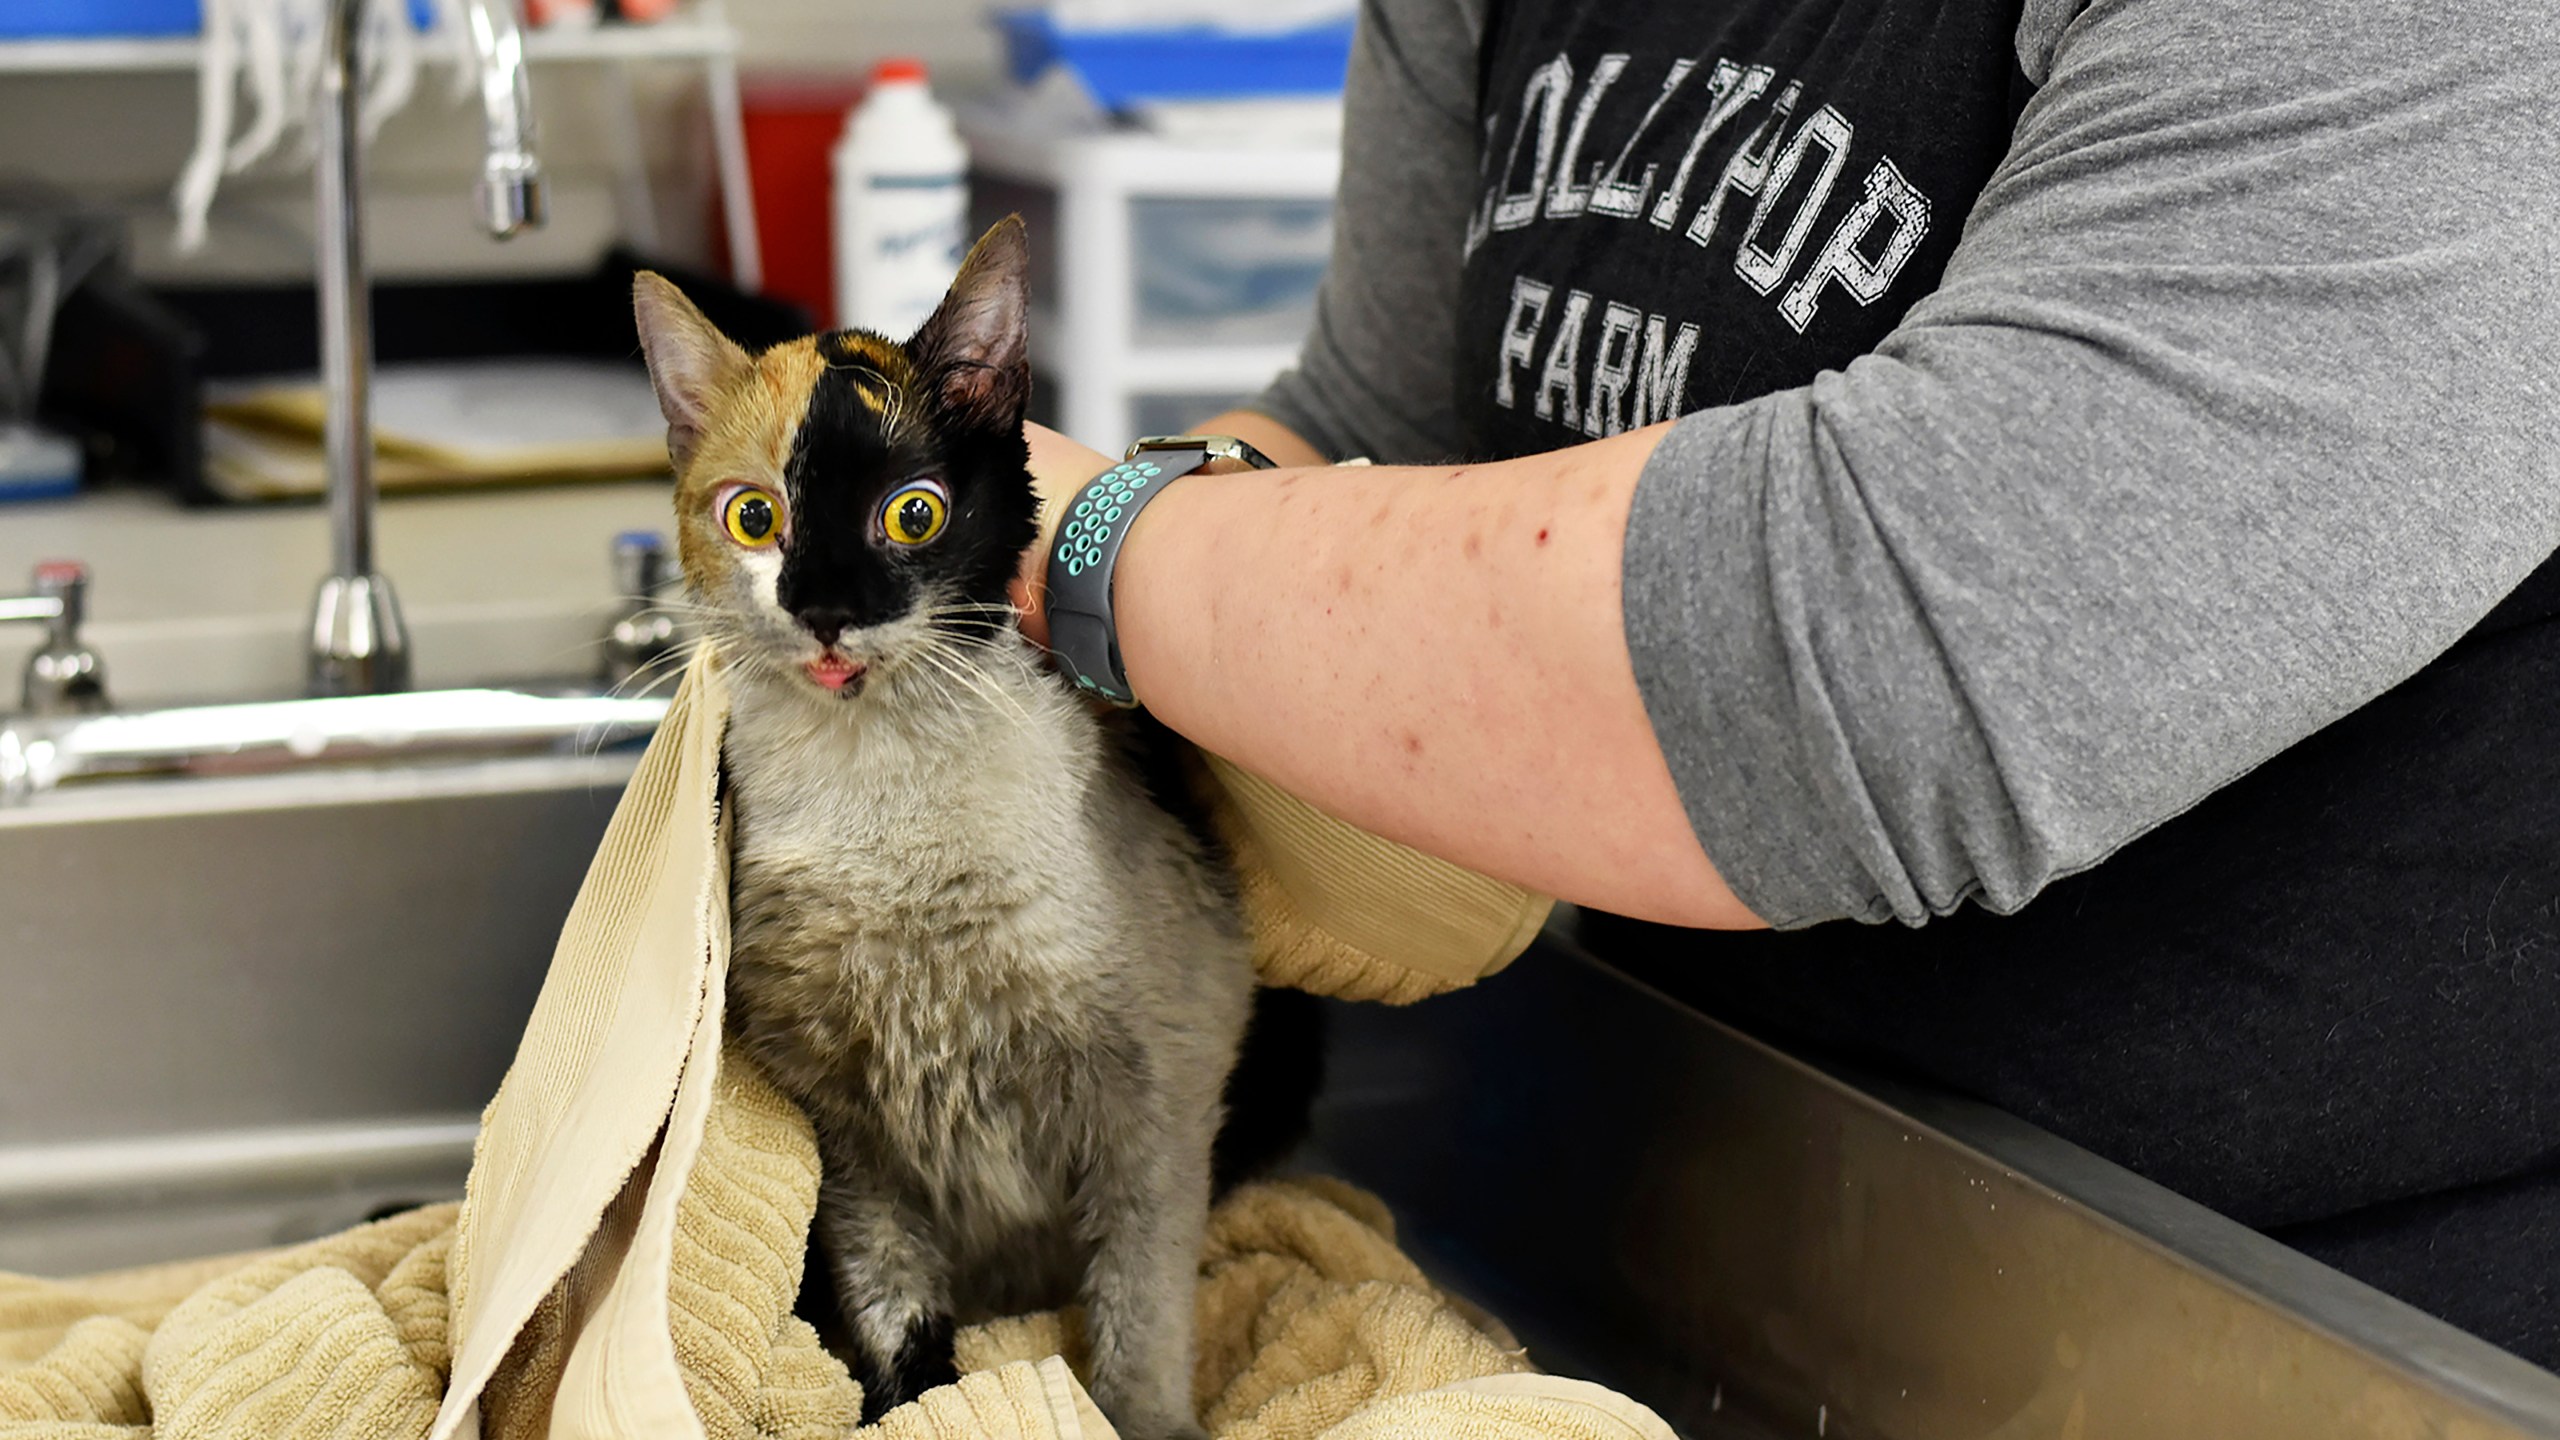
[721,675,1121,1206]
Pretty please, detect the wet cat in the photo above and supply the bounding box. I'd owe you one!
[631,220,1267,1440]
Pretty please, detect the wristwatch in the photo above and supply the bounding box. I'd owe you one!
[1045,434,1277,706]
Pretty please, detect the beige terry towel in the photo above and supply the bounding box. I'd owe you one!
[0,1104,1670,1440]
[0,652,1635,1440]
[0,1203,455,1439]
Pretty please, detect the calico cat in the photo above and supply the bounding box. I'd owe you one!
[631,220,1260,1440]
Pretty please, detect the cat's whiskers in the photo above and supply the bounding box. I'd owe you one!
[931,617,1018,644]
[899,643,1003,726]
[899,614,1035,728]
[906,636,1031,728]
[601,632,710,704]
[928,598,1027,630]
[934,606,1028,633]
[895,645,978,719]
[577,634,719,760]
[646,597,752,627]
[928,601,1034,648]
[643,598,728,618]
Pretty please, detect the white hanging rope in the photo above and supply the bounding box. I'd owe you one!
[172,0,442,254]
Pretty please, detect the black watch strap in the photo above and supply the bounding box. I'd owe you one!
[1045,445,1207,706]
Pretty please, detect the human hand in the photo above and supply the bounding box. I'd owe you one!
[1012,422,1115,649]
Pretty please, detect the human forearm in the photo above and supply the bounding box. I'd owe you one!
[1110,423,1763,929]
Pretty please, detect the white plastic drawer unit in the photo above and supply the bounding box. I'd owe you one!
[1128,196,1333,346]
[1129,390,1257,440]
[962,110,1342,450]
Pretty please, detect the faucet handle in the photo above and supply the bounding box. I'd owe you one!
[1,561,108,716]
[612,530,670,601]
[601,532,680,689]
[34,561,90,618]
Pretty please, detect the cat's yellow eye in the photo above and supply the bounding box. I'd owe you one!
[880,482,949,547]
[722,486,781,548]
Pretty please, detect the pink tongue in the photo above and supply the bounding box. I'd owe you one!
[806,657,862,691]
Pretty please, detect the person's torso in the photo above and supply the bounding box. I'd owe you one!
[1468,0,2560,1222]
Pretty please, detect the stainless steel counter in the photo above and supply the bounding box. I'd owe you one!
[1306,932,2560,1439]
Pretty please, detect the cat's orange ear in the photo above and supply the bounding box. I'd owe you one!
[633,271,753,475]
[910,216,1031,426]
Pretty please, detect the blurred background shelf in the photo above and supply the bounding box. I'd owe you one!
[1023,319,1301,392]
[0,10,764,291]
[0,17,741,74]
[968,110,1340,448]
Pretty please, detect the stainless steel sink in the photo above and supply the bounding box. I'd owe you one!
[0,751,632,1274]
[14,739,2560,1440]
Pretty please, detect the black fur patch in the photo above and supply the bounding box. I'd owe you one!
[1212,986,1329,1195]
[776,331,1037,646]
[789,1239,959,1418]
[790,1228,850,1357]
[856,1310,959,1423]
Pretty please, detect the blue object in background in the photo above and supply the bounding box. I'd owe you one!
[0,475,83,503]
[0,0,201,38]
[994,8,1354,109]
[0,425,83,503]
[0,0,438,40]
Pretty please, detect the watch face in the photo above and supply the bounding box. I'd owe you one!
[1203,437,1277,471]
[1127,435,1205,462]
[1126,435,1276,472]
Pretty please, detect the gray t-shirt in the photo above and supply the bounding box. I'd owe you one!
[1255,0,2560,927]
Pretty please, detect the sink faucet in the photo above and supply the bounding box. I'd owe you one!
[0,562,106,716]
[463,0,548,238]
[305,0,547,697]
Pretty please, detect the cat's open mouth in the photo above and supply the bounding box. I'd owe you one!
[804,653,867,695]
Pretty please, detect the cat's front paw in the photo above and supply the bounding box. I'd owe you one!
[851,1310,959,1424]
[1087,1388,1206,1440]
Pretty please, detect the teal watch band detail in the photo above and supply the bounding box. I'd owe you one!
[1053,457,1170,579]
[1045,445,1206,706]
[1043,434,1276,707]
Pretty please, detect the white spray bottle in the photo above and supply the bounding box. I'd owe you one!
[832,58,971,339]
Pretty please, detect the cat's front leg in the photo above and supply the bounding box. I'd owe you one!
[1074,1098,1215,1440]
[816,1167,959,1423]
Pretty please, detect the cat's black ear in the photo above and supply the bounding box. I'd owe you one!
[633,271,753,474]
[909,217,1031,427]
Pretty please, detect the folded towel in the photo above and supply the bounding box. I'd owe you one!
[0,1203,454,1439]
[0,1152,1668,1440]
[0,652,1646,1440]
